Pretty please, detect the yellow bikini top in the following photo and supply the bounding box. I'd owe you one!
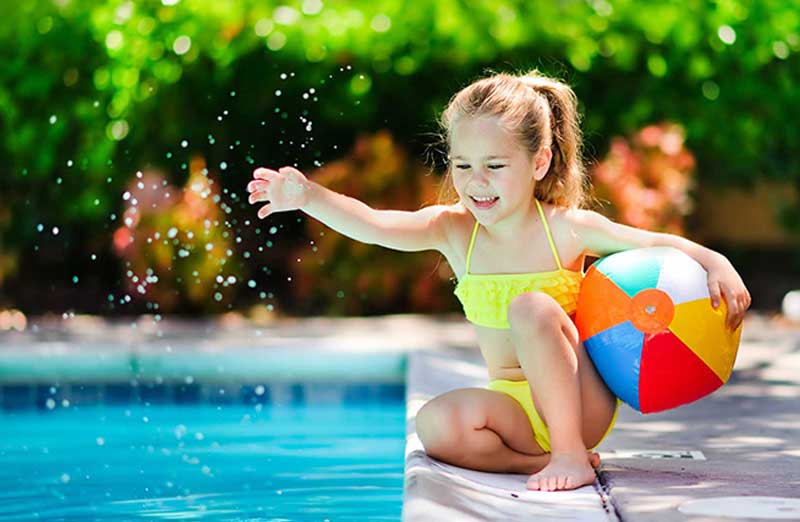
[453,199,584,329]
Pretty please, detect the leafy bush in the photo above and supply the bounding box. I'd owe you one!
[3,0,800,312]
[288,131,452,315]
[111,157,242,312]
[591,122,695,235]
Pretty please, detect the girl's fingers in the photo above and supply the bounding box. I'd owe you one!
[257,203,273,219]
[709,281,722,309]
[278,166,302,176]
[248,190,270,205]
[253,167,279,181]
[247,179,269,193]
[727,295,748,330]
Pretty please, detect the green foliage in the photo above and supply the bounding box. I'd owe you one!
[2,0,799,312]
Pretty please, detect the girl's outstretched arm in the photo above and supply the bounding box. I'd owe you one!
[247,166,452,254]
[571,209,751,330]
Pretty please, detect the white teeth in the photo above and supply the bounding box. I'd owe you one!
[471,196,497,202]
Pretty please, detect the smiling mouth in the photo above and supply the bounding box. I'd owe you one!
[470,196,499,208]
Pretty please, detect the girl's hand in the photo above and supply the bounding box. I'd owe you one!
[247,166,310,219]
[704,254,752,331]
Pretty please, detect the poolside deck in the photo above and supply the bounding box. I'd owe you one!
[2,312,799,521]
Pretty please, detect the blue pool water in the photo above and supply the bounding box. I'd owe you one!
[0,387,406,521]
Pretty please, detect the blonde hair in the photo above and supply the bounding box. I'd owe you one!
[436,69,594,209]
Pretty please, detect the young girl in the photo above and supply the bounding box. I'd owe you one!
[246,70,751,491]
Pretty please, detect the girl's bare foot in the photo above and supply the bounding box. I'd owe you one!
[588,451,600,469]
[526,451,597,491]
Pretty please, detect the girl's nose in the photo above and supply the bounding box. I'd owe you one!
[472,170,490,186]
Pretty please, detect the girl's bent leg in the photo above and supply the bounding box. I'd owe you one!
[507,292,616,491]
[415,388,602,474]
[415,388,553,474]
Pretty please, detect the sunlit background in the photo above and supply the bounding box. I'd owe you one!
[2,0,800,328]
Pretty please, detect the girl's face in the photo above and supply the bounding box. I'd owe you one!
[449,115,546,226]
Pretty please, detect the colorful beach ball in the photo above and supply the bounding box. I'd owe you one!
[575,247,742,414]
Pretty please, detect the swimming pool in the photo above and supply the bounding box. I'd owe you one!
[0,382,406,521]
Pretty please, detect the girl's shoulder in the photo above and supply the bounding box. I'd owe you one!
[542,203,590,267]
[434,203,474,262]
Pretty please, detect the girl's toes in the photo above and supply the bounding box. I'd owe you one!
[527,474,545,490]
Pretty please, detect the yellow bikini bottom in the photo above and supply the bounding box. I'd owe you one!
[487,378,622,452]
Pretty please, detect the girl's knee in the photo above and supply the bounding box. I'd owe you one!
[508,291,564,334]
[415,399,464,455]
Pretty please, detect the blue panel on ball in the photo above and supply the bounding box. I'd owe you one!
[593,247,669,298]
[585,321,645,411]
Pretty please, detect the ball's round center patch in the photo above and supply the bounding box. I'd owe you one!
[629,288,674,334]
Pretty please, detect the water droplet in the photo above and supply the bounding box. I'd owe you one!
[248,280,256,288]
[214,292,223,301]
[180,140,188,148]
[49,115,57,124]
[52,226,59,235]
[96,437,105,446]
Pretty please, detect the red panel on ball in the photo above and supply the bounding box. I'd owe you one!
[638,330,724,413]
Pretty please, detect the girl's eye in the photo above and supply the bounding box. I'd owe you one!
[454,164,505,170]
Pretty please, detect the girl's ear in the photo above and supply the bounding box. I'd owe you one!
[533,146,552,181]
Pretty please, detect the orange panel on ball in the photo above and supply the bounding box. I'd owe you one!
[576,266,633,341]
[629,289,675,334]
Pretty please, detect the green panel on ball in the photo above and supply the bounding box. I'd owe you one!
[593,247,669,298]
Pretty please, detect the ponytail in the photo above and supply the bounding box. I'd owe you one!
[520,73,588,206]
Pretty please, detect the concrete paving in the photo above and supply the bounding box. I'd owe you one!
[597,313,800,521]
